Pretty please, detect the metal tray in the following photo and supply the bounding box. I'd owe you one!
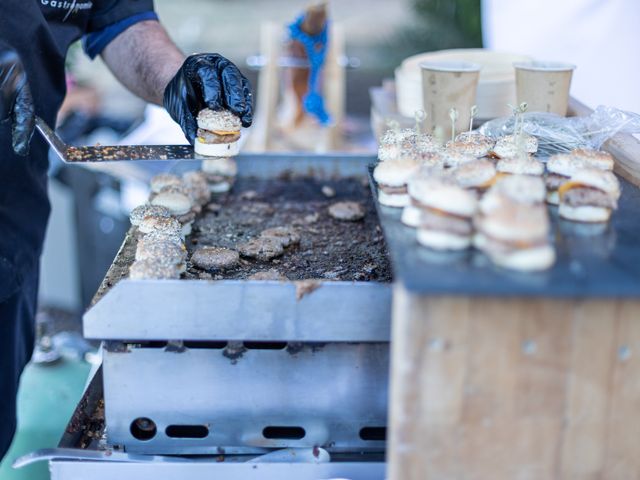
[83,154,391,342]
[369,166,640,297]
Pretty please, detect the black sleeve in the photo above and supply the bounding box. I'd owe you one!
[87,0,155,33]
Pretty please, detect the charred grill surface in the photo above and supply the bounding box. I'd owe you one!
[90,174,391,306]
[186,175,392,282]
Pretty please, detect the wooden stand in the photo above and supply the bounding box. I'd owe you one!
[387,101,640,479]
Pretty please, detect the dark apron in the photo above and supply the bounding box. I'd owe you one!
[0,0,92,458]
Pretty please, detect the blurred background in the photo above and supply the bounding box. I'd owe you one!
[3,0,639,478]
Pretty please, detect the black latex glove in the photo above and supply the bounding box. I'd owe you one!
[0,41,34,156]
[164,53,253,145]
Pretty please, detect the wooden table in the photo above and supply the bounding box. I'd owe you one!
[378,98,640,479]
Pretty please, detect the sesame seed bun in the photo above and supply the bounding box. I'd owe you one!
[475,203,549,243]
[197,108,242,133]
[201,157,238,177]
[416,229,472,251]
[440,150,477,168]
[194,139,239,157]
[129,258,184,280]
[135,237,187,264]
[373,158,420,187]
[489,243,555,272]
[496,156,544,176]
[547,154,589,177]
[129,204,172,226]
[492,134,538,158]
[377,190,410,208]
[401,204,422,227]
[570,148,614,171]
[138,216,182,236]
[480,175,546,212]
[452,159,496,189]
[558,204,612,223]
[151,191,193,215]
[409,177,477,218]
[448,132,494,158]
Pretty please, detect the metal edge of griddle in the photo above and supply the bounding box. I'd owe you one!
[58,367,105,450]
[368,165,640,298]
[84,279,391,342]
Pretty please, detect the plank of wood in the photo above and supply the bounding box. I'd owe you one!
[603,300,640,479]
[388,292,640,479]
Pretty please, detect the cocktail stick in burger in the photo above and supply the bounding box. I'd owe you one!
[409,174,478,250]
[558,168,621,222]
[195,109,242,157]
[546,150,614,205]
[373,157,420,207]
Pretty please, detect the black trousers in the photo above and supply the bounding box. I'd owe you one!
[0,266,37,460]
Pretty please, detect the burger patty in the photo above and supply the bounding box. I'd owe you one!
[562,187,617,209]
[379,184,407,195]
[545,173,568,190]
[198,128,241,144]
[418,207,473,235]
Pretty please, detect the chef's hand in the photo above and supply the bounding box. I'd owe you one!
[163,53,253,145]
[0,41,34,156]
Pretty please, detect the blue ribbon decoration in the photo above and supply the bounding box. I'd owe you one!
[287,13,332,125]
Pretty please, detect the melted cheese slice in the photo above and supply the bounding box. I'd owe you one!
[212,130,240,136]
[558,181,587,199]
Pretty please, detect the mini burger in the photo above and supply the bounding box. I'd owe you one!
[451,159,498,192]
[129,204,172,227]
[182,170,211,206]
[474,201,555,272]
[570,148,615,169]
[545,151,614,205]
[409,175,477,250]
[492,133,538,158]
[150,190,195,236]
[378,128,415,162]
[195,109,242,157]
[201,157,238,193]
[558,168,621,223]
[447,132,495,158]
[373,157,420,207]
[150,173,183,194]
[440,150,477,169]
[496,155,544,177]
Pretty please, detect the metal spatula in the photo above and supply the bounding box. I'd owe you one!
[35,116,196,163]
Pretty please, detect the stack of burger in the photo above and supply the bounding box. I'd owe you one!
[474,175,555,271]
[558,168,621,223]
[127,169,212,280]
[407,170,478,251]
[194,109,242,193]
[545,148,615,206]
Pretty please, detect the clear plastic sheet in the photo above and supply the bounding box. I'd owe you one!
[479,106,640,158]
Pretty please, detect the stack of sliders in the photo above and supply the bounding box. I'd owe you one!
[408,169,478,250]
[127,168,213,280]
[373,156,422,208]
[545,148,614,205]
[558,168,621,223]
[474,175,555,271]
[195,108,242,194]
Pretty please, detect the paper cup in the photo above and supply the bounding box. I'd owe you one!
[514,61,576,116]
[420,61,481,138]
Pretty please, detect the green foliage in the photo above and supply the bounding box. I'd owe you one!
[383,0,483,66]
